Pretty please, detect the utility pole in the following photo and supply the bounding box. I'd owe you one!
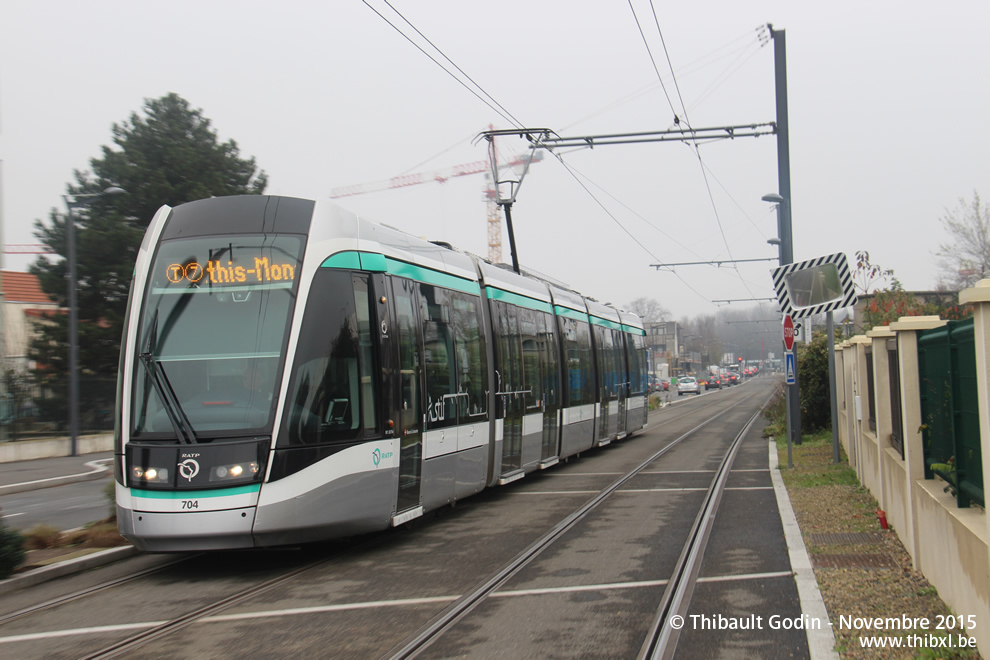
[770,24,802,448]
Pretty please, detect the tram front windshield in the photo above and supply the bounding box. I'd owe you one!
[131,235,303,439]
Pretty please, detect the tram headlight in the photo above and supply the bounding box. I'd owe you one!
[131,466,169,483]
[209,461,260,483]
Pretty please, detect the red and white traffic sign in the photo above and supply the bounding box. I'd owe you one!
[783,315,795,352]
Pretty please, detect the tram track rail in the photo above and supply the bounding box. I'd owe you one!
[0,382,771,659]
[638,407,765,660]
[77,536,387,660]
[385,389,765,659]
[0,555,199,627]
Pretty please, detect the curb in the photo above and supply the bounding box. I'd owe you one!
[768,438,839,660]
[0,459,112,497]
[0,545,139,595]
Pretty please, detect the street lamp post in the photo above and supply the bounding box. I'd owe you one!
[63,186,125,456]
[763,192,801,466]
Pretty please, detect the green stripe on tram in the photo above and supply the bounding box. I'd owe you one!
[487,287,553,314]
[131,484,261,499]
[554,305,588,322]
[321,251,362,270]
[383,257,480,295]
[621,324,646,336]
[360,252,388,272]
[321,251,480,295]
[590,315,622,330]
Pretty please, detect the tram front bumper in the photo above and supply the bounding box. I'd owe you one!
[117,505,258,551]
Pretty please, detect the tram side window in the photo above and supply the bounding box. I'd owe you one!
[539,312,559,409]
[420,284,457,427]
[593,325,615,399]
[280,271,380,446]
[354,277,377,431]
[610,328,625,396]
[625,333,646,396]
[452,293,487,418]
[560,316,594,407]
[519,308,542,410]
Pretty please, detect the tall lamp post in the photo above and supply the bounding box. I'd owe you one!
[63,186,126,456]
[763,192,801,466]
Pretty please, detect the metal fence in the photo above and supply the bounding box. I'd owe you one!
[918,318,982,508]
[0,376,115,442]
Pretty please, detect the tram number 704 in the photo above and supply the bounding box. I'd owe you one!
[181,500,200,510]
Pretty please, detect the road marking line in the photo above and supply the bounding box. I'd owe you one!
[0,570,803,644]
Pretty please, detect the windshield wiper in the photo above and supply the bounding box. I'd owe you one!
[139,308,198,444]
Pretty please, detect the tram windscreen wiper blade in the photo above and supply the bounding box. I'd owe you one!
[139,309,198,444]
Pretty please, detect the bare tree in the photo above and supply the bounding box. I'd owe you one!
[852,250,895,294]
[935,192,990,290]
[626,297,671,323]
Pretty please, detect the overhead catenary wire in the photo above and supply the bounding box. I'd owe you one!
[560,160,705,261]
[561,28,769,134]
[699,160,769,240]
[551,153,716,308]
[549,150,776,309]
[628,3,770,305]
[648,0,691,126]
[397,129,481,176]
[362,1,771,314]
[627,2,734,262]
[363,0,525,130]
[688,28,770,114]
[626,0,681,125]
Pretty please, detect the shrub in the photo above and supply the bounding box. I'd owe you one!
[0,520,26,579]
[61,521,127,548]
[103,481,117,521]
[762,382,787,438]
[797,331,833,433]
[23,524,62,550]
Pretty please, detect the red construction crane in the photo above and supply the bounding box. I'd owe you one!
[3,245,53,254]
[330,150,543,264]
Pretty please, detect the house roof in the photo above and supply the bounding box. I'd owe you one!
[1,271,56,305]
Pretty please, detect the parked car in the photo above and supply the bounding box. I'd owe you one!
[661,378,670,391]
[677,376,701,396]
[705,376,722,390]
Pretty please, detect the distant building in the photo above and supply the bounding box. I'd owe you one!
[1,271,59,372]
[644,321,702,377]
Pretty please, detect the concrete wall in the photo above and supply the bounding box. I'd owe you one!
[838,296,990,653]
[0,434,113,463]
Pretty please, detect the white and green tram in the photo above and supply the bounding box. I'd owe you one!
[115,195,648,550]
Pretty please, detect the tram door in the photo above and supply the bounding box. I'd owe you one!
[614,329,628,438]
[392,277,423,512]
[595,326,617,442]
[539,312,560,461]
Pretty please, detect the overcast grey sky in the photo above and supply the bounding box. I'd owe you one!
[2,1,988,320]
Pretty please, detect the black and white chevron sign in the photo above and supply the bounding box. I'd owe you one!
[772,252,857,319]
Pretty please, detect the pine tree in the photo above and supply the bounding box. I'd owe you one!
[29,93,267,429]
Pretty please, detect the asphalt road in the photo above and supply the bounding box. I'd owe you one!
[0,379,828,659]
[0,475,114,532]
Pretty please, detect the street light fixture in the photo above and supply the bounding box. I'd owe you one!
[63,186,126,456]
[761,193,793,265]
